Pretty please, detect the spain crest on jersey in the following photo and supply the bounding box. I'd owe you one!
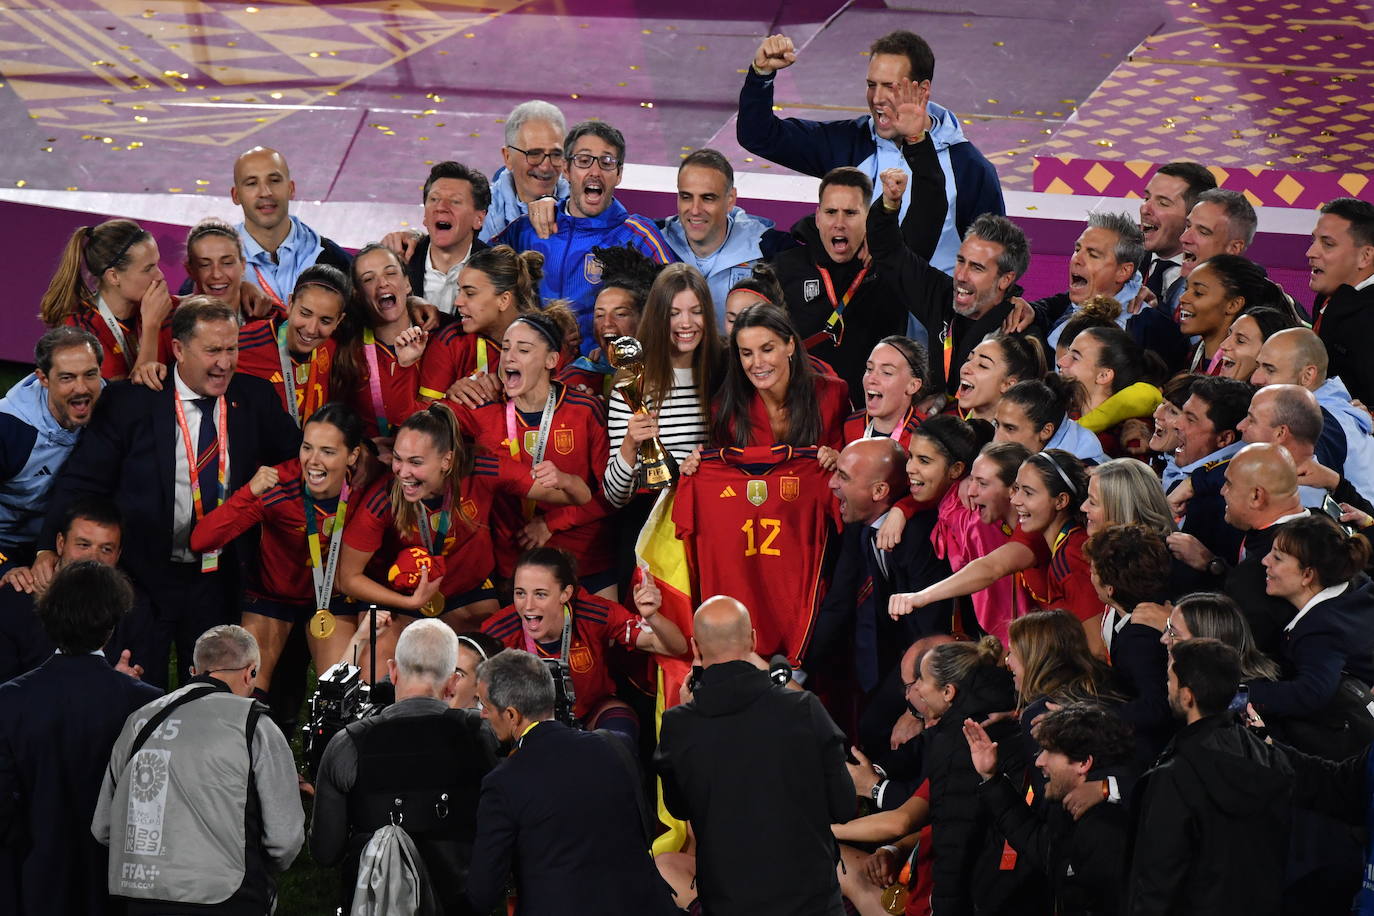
[569,644,594,673]
[584,253,604,283]
[747,479,767,506]
[780,476,800,502]
[554,428,575,455]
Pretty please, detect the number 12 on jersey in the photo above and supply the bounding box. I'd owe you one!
[741,517,782,557]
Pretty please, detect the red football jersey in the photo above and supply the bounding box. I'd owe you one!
[737,373,850,449]
[190,459,344,605]
[67,301,175,381]
[453,383,614,576]
[418,324,500,401]
[481,587,641,718]
[1011,523,1102,622]
[343,454,532,599]
[674,445,840,664]
[235,318,336,418]
[841,404,925,449]
[350,336,421,438]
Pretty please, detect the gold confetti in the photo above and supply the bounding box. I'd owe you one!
[196,179,209,185]
[309,52,320,58]
[419,136,429,141]
[246,6,258,11]
[328,51,337,56]
[994,41,1005,47]
[434,122,445,127]
[464,32,475,38]
[168,188,182,193]
[616,81,626,87]
[226,41,237,47]
[270,92,283,99]
[134,115,148,122]
[66,186,78,191]
[15,180,26,187]
[570,93,579,99]
[696,46,707,51]
[640,101,654,108]
[629,65,639,70]
[1095,139,1114,147]
[101,137,113,144]
[987,98,999,104]
[128,142,143,149]
[40,147,51,153]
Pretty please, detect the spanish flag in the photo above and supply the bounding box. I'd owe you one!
[633,489,695,855]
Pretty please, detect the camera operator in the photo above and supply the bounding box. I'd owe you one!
[310,619,497,913]
[654,595,855,916]
[92,624,304,914]
[466,649,678,916]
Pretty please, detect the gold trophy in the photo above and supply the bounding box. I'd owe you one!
[607,336,679,489]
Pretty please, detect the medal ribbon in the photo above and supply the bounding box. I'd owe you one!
[362,327,391,436]
[523,603,573,660]
[95,295,137,372]
[506,386,559,518]
[417,493,452,557]
[304,479,350,611]
[275,321,318,427]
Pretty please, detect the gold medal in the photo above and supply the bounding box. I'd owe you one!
[309,609,336,639]
[880,884,909,914]
[421,595,444,618]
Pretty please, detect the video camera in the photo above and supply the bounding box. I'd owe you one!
[302,662,391,778]
[544,657,581,729]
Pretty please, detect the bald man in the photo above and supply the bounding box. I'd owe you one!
[230,146,351,304]
[1252,328,1374,502]
[1169,442,1309,654]
[812,438,953,713]
[655,596,853,916]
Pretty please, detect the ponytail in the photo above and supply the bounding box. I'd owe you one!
[39,219,150,326]
[390,402,474,537]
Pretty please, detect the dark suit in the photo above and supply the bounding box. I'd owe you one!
[0,587,50,684]
[405,234,489,314]
[466,721,677,916]
[1224,519,1305,658]
[0,653,161,915]
[38,373,298,686]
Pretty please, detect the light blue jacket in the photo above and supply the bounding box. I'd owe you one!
[1315,376,1374,501]
[0,374,86,552]
[480,167,571,243]
[661,207,782,331]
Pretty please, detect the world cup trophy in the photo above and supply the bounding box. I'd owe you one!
[607,336,679,489]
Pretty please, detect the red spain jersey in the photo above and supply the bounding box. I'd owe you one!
[555,361,616,403]
[350,336,421,438]
[841,405,925,449]
[453,383,613,576]
[417,324,500,401]
[1011,523,1102,623]
[481,587,641,719]
[674,445,840,664]
[67,300,175,381]
[189,459,343,605]
[343,454,532,599]
[235,318,336,418]
[737,373,850,449]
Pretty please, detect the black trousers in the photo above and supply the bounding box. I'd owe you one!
[110,561,238,689]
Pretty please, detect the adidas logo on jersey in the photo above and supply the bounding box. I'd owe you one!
[718,485,737,498]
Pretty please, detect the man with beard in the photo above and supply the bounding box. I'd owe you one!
[496,120,675,354]
[1126,638,1293,916]
[866,167,1031,397]
[1137,161,1216,311]
[965,703,1136,916]
[0,328,103,574]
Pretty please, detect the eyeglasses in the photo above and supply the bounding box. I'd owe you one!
[203,664,258,679]
[507,145,565,166]
[569,152,621,171]
[1163,622,1180,639]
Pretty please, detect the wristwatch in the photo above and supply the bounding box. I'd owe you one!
[1206,556,1227,577]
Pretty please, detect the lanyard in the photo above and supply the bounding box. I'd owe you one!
[505,386,559,463]
[275,322,317,427]
[803,265,868,349]
[362,327,391,436]
[524,603,573,659]
[252,265,287,312]
[416,494,452,556]
[941,320,954,383]
[95,295,137,371]
[864,404,917,448]
[304,480,349,611]
[172,394,228,521]
[476,337,491,374]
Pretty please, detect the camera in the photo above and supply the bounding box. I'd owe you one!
[302,662,390,778]
[544,657,581,729]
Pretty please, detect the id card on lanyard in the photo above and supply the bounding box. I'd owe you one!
[803,266,867,349]
[304,481,349,639]
[173,395,228,573]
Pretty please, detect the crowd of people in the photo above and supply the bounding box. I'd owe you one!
[3,23,1374,916]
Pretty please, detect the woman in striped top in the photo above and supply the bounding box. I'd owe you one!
[604,264,724,507]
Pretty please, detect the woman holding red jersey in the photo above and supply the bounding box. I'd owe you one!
[190,402,366,689]
[338,403,589,671]
[481,546,686,737]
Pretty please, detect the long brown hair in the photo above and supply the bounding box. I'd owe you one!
[39,219,151,326]
[637,263,723,409]
[390,403,476,538]
[711,303,819,447]
[331,243,411,402]
[1008,610,1112,707]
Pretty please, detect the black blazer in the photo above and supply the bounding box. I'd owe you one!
[0,653,161,915]
[465,722,677,916]
[38,374,299,586]
[1225,521,1303,658]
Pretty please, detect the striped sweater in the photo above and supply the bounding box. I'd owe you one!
[604,367,707,506]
